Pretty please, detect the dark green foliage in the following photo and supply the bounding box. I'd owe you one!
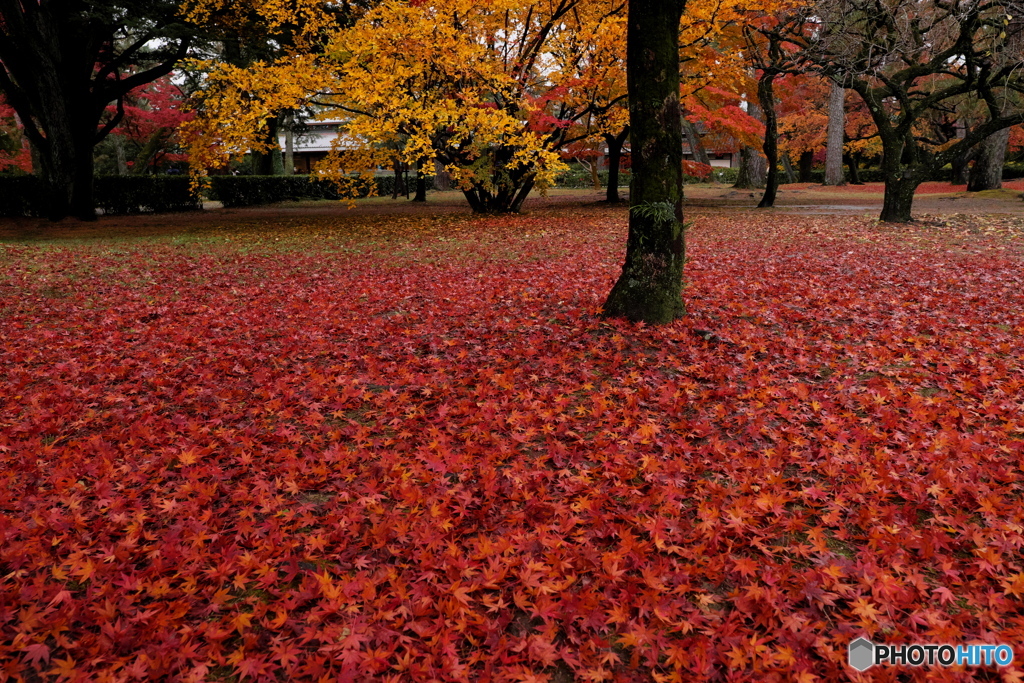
[95,177,202,215]
[206,175,407,207]
[0,176,200,217]
[0,176,46,217]
[554,169,630,189]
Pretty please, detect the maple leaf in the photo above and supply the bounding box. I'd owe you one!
[1003,573,1024,599]
[22,642,50,667]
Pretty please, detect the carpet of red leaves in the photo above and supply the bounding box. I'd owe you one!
[1,208,1023,682]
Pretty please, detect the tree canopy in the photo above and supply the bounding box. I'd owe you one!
[0,0,192,219]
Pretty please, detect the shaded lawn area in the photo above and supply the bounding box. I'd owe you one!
[1,204,1023,682]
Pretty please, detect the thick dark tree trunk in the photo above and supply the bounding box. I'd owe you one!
[798,151,813,183]
[603,0,686,324]
[412,159,427,202]
[757,73,779,208]
[967,128,1009,191]
[603,127,628,203]
[880,168,920,222]
[824,81,845,185]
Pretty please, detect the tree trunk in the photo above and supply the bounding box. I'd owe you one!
[824,81,845,186]
[603,127,628,203]
[735,146,767,189]
[588,159,600,190]
[967,128,1009,191]
[682,117,710,166]
[433,160,452,190]
[950,145,974,185]
[283,112,295,176]
[781,153,797,183]
[412,159,427,202]
[844,152,863,184]
[253,118,281,175]
[462,172,534,213]
[130,127,170,175]
[880,160,920,222]
[734,101,767,189]
[603,0,686,324]
[798,151,813,182]
[757,73,779,208]
[113,135,128,175]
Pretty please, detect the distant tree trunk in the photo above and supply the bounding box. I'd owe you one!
[433,160,451,190]
[967,128,1009,191]
[130,127,170,175]
[462,173,534,213]
[588,159,600,189]
[824,81,845,185]
[253,118,281,175]
[603,0,686,324]
[682,117,710,166]
[781,153,797,183]
[412,159,427,201]
[735,102,767,189]
[757,72,779,208]
[113,135,128,175]
[603,127,629,203]
[950,145,974,185]
[798,151,813,182]
[844,152,863,184]
[391,157,408,199]
[283,112,295,176]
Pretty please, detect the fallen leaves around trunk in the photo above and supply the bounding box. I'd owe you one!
[1,207,1023,682]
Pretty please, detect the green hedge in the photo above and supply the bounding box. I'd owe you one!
[0,175,201,217]
[0,176,46,217]
[553,168,741,188]
[206,175,408,207]
[95,176,201,214]
[554,170,631,189]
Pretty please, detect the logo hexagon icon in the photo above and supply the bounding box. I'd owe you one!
[848,637,875,672]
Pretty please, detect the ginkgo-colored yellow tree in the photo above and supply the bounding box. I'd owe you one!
[183,0,630,213]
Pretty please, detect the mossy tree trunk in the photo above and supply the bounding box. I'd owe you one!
[603,0,686,324]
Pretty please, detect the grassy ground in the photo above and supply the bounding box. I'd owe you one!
[1,198,1023,682]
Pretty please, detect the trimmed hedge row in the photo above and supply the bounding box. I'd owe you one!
[0,176,45,217]
[0,176,201,217]
[206,175,407,207]
[95,176,201,215]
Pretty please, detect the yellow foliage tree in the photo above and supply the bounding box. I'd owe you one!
[182,0,631,213]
